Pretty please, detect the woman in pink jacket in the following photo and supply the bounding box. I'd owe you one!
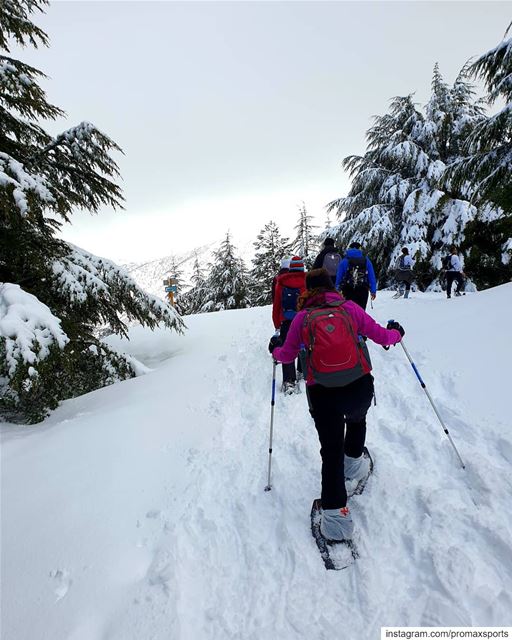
[270,269,404,542]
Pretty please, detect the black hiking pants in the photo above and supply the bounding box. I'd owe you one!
[341,285,369,311]
[446,271,464,297]
[306,374,374,509]
[401,280,411,293]
[279,320,302,383]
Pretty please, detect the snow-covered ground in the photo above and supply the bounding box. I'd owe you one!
[2,286,512,639]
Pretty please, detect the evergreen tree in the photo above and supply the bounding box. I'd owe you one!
[0,1,184,423]
[180,254,207,315]
[167,257,185,296]
[445,33,512,284]
[201,233,250,312]
[328,95,427,276]
[292,202,318,268]
[327,65,491,289]
[447,35,512,211]
[165,256,187,314]
[250,221,291,306]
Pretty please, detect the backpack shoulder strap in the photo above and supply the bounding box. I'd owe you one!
[325,299,344,308]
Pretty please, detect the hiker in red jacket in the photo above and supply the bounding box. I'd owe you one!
[271,257,290,302]
[271,256,306,393]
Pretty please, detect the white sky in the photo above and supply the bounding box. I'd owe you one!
[17,1,512,262]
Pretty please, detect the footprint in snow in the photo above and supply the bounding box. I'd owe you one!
[49,568,72,601]
[187,447,199,465]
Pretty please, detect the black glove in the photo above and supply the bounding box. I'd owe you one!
[386,320,405,338]
[268,333,282,354]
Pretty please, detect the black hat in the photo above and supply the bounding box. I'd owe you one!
[349,241,362,249]
[323,237,335,247]
[306,268,335,291]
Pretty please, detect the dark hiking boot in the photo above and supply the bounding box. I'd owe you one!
[282,381,296,395]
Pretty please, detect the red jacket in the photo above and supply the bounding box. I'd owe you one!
[272,271,307,329]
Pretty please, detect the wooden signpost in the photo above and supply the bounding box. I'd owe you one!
[163,277,178,306]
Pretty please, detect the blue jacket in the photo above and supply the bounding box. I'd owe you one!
[335,248,377,294]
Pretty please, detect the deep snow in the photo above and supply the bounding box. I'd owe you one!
[2,286,512,639]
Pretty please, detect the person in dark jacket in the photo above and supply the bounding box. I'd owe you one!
[270,268,404,541]
[271,256,306,392]
[393,247,415,299]
[271,258,290,302]
[335,242,377,310]
[312,238,342,285]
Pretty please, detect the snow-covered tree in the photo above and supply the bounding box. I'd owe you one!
[447,35,512,211]
[0,1,184,423]
[180,254,208,315]
[164,256,188,314]
[250,221,291,306]
[201,233,250,312]
[328,95,426,274]
[292,202,318,268]
[327,64,491,289]
[167,257,185,296]
[446,32,512,284]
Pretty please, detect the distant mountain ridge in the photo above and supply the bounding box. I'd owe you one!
[123,238,254,300]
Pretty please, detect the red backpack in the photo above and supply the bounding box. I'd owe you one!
[300,300,371,387]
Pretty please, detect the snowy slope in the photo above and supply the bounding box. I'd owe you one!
[2,286,512,639]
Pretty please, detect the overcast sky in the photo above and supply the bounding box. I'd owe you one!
[19,1,511,262]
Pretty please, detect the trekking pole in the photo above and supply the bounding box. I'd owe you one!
[396,333,466,470]
[264,359,277,491]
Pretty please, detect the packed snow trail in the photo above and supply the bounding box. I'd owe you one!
[2,287,512,639]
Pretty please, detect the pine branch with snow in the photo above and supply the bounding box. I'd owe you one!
[446,37,512,211]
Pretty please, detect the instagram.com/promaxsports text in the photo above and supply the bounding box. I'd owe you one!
[381,628,511,640]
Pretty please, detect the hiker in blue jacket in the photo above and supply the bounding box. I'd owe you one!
[335,242,377,310]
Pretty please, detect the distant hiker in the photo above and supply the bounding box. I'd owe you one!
[270,256,306,393]
[443,246,465,299]
[393,247,415,299]
[312,237,342,285]
[335,242,377,310]
[270,269,403,541]
[271,257,290,302]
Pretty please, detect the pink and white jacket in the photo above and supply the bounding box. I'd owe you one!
[272,291,402,383]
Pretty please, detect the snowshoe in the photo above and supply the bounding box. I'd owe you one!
[310,499,358,571]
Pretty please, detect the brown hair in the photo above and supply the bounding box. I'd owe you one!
[297,269,338,310]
